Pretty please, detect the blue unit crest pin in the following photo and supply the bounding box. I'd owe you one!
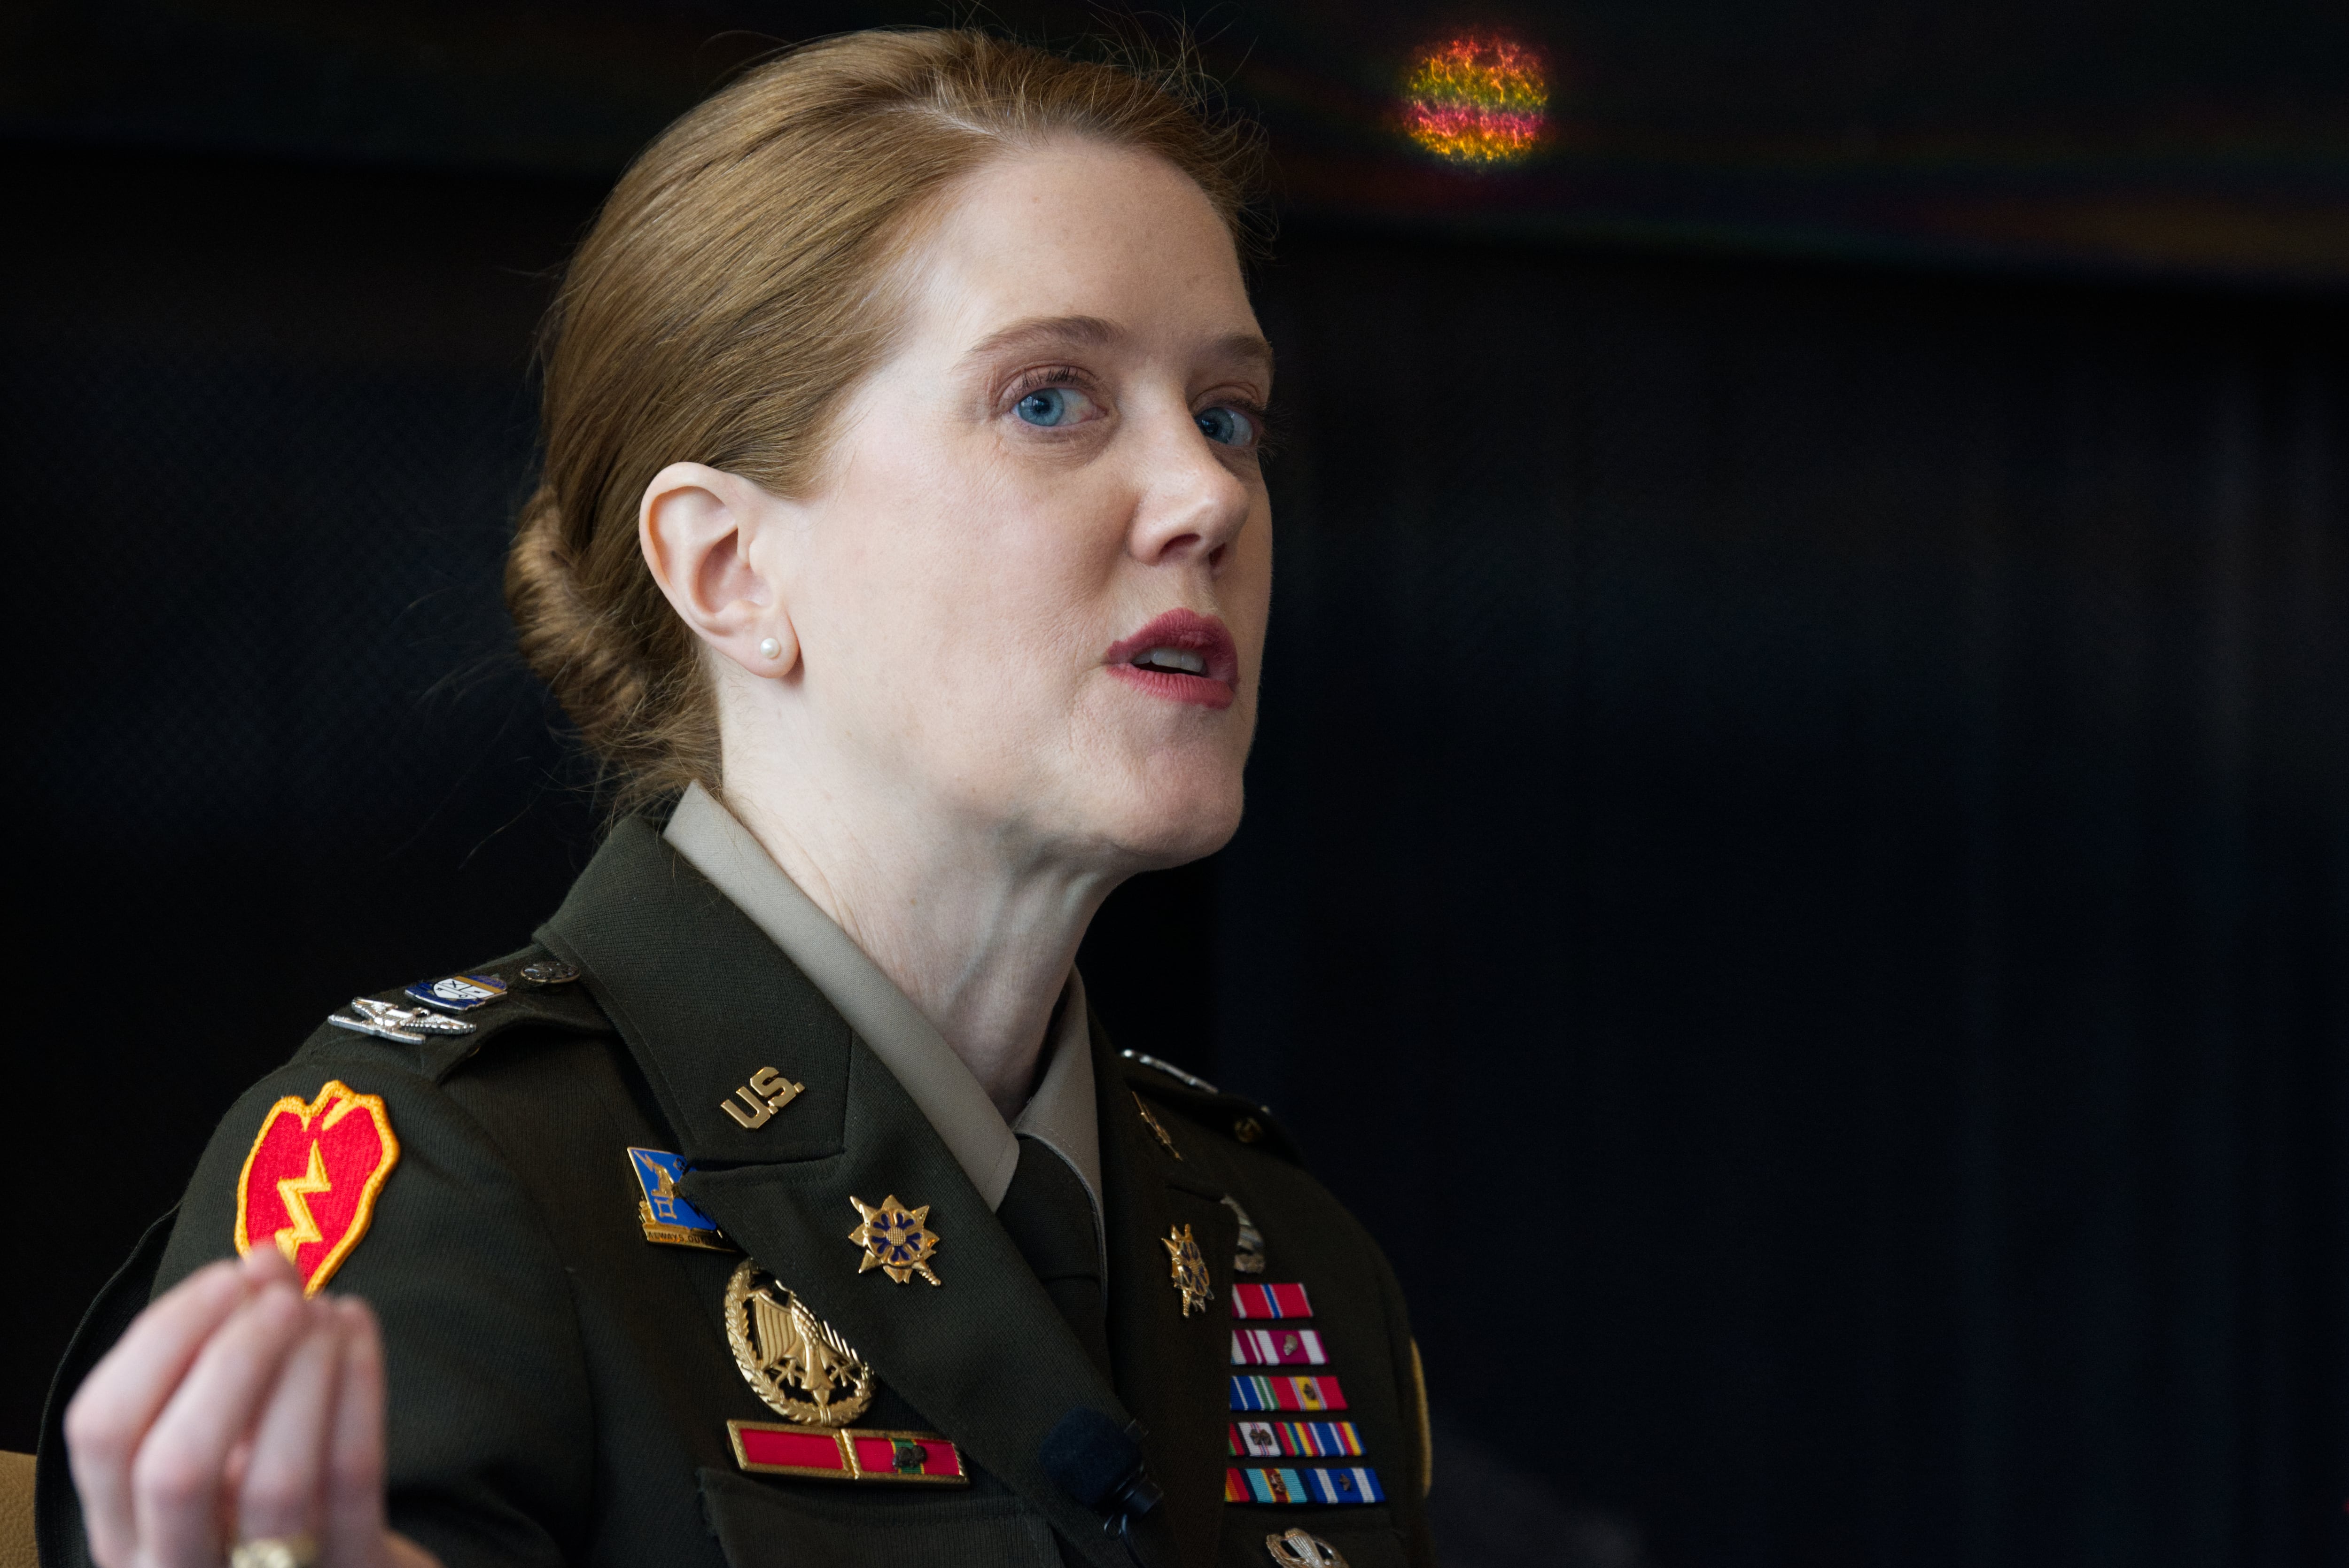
[405,973,510,1013]
[629,1147,733,1251]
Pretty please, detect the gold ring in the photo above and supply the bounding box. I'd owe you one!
[229,1536,319,1568]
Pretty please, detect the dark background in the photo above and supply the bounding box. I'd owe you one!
[5,5,2345,1567]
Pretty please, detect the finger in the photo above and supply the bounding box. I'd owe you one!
[64,1259,254,1568]
[129,1282,310,1568]
[384,1532,445,1568]
[321,1297,391,1568]
[235,1308,345,1547]
[240,1239,304,1290]
[219,1437,253,1552]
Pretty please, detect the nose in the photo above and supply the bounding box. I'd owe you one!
[1125,405,1254,570]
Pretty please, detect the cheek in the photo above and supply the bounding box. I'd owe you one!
[816,446,1123,719]
[1230,505,1275,655]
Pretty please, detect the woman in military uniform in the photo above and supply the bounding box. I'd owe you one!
[42,30,1431,1568]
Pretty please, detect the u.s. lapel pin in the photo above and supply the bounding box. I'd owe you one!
[848,1195,942,1285]
[1164,1222,1214,1316]
[722,1065,805,1130]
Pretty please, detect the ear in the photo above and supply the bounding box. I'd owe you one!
[638,462,799,678]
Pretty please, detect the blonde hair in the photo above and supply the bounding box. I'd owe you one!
[505,29,1263,806]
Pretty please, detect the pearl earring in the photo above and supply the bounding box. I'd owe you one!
[757,637,782,661]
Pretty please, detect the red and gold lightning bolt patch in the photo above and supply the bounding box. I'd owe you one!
[234,1079,400,1296]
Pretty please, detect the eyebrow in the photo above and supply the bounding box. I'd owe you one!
[962,313,1276,376]
[965,314,1120,358]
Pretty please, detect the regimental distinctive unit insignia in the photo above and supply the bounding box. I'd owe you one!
[723,1261,876,1424]
[328,996,477,1045]
[1223,1195,1268,1275]
[519,959,579,986]
[848,1195,942,1285]
[721,1065,805,1131]
[403,973,508,1013]
[627,1148,733,1251]
[233,1079,400,1296]
[1133,1092,1182,1158]
[1164,1223,1213,1317]
[727,1421,968,1485]
[1264,1526,1353,1565]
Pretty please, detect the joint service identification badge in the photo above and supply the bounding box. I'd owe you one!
[233,1079,400,1295]
[1164,1223,1214,1317]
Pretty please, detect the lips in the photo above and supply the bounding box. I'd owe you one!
[1104,608,1239,710]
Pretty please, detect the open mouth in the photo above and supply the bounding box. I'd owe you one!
[1104,609,1239,710]
[1131,646,1210,675]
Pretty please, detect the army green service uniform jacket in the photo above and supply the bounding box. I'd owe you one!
[39,813,1434,1568]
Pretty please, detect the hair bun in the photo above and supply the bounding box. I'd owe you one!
[505,482,654,776]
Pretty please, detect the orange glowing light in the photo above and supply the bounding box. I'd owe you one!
[1403,36,1548,164]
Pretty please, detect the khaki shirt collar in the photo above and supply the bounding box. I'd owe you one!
[663,782,1102,1230]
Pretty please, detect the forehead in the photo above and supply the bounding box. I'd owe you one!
[898,140,1258,362]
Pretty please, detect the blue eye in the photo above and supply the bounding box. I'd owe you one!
[1197,406,1256,447]
[1016,388,1073,427]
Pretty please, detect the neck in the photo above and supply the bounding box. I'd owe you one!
[715,727,1122,1124]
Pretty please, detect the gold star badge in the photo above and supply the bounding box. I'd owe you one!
[1163,1222,1213,1316]
[848,1194,941,1286]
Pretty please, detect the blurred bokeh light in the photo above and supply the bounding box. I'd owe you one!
[1402,34,1547,164]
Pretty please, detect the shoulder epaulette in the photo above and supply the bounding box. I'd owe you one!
[318,944,613,1081]
[1117,1048,1302,1163]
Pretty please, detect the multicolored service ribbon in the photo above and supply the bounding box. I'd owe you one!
[1225,1466,1387,1506]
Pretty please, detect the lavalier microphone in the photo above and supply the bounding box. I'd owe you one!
[1040,1408,1162,1561]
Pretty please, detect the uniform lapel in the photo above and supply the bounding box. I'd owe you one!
[540,817,1145,1568]
[538,816,852,1167]
[682,1060,1143,1568]
[1098,1023,1241,1568]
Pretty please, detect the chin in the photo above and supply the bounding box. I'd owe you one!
[1089,761,1247,871]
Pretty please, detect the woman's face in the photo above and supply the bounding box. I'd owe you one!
[760,141,1274,871]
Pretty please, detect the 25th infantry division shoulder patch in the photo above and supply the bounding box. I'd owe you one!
[234,1079,401,1295]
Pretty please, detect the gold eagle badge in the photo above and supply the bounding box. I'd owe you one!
[723,1261,876,1426]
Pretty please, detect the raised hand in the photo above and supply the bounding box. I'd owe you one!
[62,1244,440,1568]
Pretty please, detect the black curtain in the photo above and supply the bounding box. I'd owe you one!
[7,146,2344,1567]
[1226,237,2349,1567]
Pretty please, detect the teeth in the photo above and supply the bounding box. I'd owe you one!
[1136,646,1208,675]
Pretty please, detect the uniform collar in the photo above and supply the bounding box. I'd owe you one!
[663,782,1101,1227]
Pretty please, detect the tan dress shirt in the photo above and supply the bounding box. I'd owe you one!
[662,782,1104,1268]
